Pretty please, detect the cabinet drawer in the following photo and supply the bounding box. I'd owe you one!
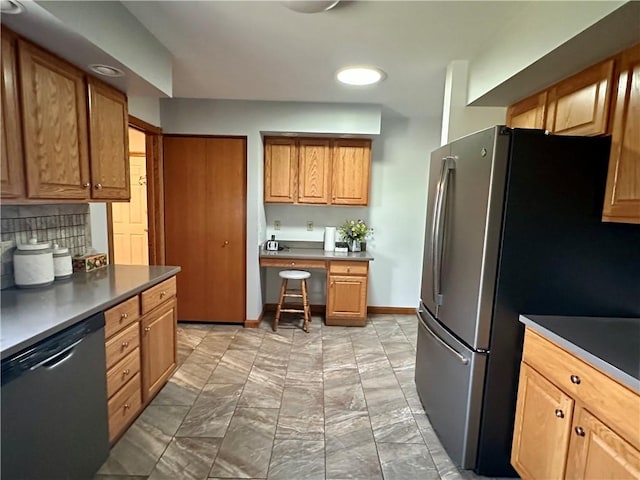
[104,296,140,339]
[105,322,140,369]
[260,258,327,269]
[141,276,176,314]
[523,328,640,449]
[108,372,141,443]
[329,261,368,275]
[106,347,140,399]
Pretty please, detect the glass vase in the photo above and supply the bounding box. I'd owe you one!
[350,239,361,252]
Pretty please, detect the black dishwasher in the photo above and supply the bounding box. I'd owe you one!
[1,312,109,480]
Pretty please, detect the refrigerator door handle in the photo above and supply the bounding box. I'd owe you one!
[431,156,456,306]
[418,312,469,365]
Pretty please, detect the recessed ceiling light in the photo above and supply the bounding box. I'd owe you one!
[88,64,125,78]
[336,66,386,86]
[281,1,339,14]
[0,0,24,14]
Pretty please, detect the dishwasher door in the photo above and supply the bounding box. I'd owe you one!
[1,312,109,480]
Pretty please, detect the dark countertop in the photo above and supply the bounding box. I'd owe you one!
[1,264,181,360]
[519,314,640,392]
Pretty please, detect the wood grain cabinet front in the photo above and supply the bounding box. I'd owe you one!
[326,261,369,326]
[511,328,640,480]
[0,29,130,203]
[264,137,371,206]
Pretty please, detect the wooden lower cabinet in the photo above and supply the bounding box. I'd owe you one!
[103,276,178,444]
[141,298,177,402]
[511,328,640,480]
[326,261,368,326]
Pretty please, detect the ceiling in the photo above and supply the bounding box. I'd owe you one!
[121,1,532,119]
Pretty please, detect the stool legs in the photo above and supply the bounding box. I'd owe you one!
[301,278,310,333]
[274,278,288,332]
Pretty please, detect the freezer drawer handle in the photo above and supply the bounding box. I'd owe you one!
[420,315,469,365]
[430,156,456,307]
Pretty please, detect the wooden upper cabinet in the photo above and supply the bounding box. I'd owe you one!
[511,363,574,480]
[298,138,331,204]
[332,139,371,206]
[88,77,130,200]
[506,92,547,129]
[565,407,640,479]
[602,43,640,223]
[18,39,90,200]
[264,137,296,203]
[1,30,24,199]
[546,59,614,136]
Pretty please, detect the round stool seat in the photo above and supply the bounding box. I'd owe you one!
[279,270,311,280]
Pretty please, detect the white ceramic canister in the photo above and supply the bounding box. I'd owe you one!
[13,237,55,288]
[52,243,73,280]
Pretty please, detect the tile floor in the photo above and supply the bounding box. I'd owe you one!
[95,314,501,480]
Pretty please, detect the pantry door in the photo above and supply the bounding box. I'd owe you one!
[163,136,246,323]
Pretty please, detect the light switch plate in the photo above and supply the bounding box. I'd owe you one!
[274,220,281,230]
[307,221,314,231]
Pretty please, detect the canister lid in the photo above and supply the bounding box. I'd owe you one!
[17,237,51,251]
[53,243,69,255]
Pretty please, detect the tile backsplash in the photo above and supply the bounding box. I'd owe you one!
[0,204,92,289]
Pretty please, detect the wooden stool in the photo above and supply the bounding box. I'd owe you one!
[274,270,311,333]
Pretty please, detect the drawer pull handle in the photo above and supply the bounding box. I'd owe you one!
[291,262,295,266]
[95,183,103,190]
[554,409,564,418]
[124,403,131,410]
[144,327,151,333]
[121,341,129,348]
[570,375,581,385]
[160,291,166,298]
[347,267,351,273]
[123,369,130,376]
[575,426,585,437]
[83,182,91,189]
[120,313,128,320]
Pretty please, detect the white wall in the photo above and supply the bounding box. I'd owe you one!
[441,60,506,145]
[159,99,383,320]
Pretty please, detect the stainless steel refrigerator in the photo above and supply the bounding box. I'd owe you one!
[415,126,640,476]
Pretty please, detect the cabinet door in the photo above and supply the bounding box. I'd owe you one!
[298,138,331,204]
[1,30,24,199]
[88,78,130,200]
[511,363,574,480]
[331,139,371,205]
[264,137,296,203]
[546,59,613,136]
[506,92,547,129]
[141,299,177,402]
[18,40,90,199]
[565,407,640,479]
[602,44,640,223]
[327,274,368,319]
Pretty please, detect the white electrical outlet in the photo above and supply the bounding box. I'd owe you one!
[274,220,281,230]
[307,221,314,231]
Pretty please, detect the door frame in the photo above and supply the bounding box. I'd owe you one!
[107,115,165,265]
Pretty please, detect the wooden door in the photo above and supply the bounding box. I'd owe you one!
[602,44,640,223]
[511,363,574,480]
[18,39,90,199]
[506,92,547,129]
[88,77,129,200]
[164,136,246,323]
[565,407,640,479]
[327,274,368,318]
[298,138,331,204]
[546,59,614,136]
[112,155,149,265]
[1,30,24,200]
[264,137,296,203]
[141,299,177,402]
[332,139,371,205]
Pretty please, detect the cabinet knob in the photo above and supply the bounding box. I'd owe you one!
[570,375,581,385]
[124,403,131,410]
[120,313,128,320]
[347,267,351,273]
[331,281,334,287]
[575,426,585,437]
[121,341,129,348]
[123,369,130,376]
[554,409,564,418]
[144,326,151,332]
[223,240,229,246]
[291,262,295,266]
[95,183,103,190]
[160,291,166,298]
[83,182,91,189]
[289,194,292,198]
